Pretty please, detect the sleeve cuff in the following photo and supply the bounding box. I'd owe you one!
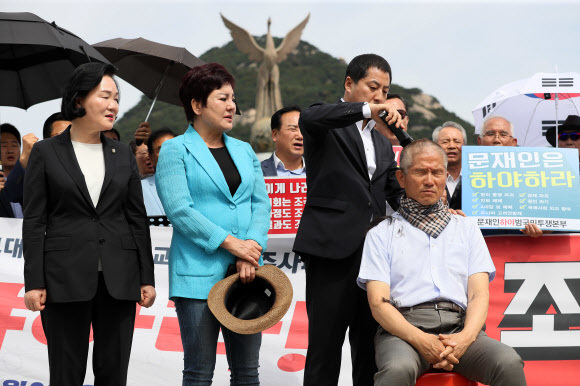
[24,278,46,292]
[362,102,371,119]
[356,277,368,291]
[246,235,267,254]
[205,228,229,254]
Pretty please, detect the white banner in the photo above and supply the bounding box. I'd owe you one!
[3,223,579,385]
[0,219,354,386]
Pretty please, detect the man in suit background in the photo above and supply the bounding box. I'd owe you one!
[432,121,467,210]
[0,123,29,218]
[383,94,410,146]
[261,105,305,177]
[477,115,517,146]
[129,138,155,178]
[293,54,405,386]
[477,115,544,238]
[43,112,72,139]
[1,113,71,216]
[141,128,177,216]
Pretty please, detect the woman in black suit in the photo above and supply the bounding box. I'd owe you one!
[22,63,156,386]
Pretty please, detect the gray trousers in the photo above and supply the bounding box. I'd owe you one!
[374,309,526,386]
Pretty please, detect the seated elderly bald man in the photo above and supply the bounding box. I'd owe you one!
[357,139,526,386]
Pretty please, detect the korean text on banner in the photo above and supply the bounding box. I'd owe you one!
[461,146,580,230]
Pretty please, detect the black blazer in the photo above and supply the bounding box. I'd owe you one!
[293,101,403,259]
[23,128,154,303]
[4,159,25,205]
[446,178,462,210]
[260,153,278,177]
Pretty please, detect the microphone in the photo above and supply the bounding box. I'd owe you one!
[377,110,414,147]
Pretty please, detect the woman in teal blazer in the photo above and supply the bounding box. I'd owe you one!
[156,63,270,385]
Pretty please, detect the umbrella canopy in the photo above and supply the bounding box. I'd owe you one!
[93,37,204,107]
[472,72,580,147]
[0,12,111,110]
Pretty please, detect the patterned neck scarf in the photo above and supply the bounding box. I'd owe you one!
[397,197,451,238]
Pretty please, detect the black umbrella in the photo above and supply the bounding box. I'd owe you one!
[93,37,205,121]
[0,12,111,110]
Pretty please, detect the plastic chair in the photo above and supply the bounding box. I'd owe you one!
[415,372,477,386]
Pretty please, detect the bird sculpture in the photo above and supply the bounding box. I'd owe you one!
[221,14,310,129]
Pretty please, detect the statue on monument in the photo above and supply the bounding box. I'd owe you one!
[221,13,310,151]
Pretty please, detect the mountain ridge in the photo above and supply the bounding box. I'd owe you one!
[114,37,476,147]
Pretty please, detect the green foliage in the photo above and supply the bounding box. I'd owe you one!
[115,37,475,146]
[201,38,348,113]
[408,108,477,145]
[115,96,187,142]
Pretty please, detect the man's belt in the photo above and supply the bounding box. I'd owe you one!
[397,301,464,314]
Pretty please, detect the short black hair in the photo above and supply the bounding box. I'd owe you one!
[387,94,408,111]
[43,112,68,139]
[271,105,301,131]
[0,123,21,145]
[344,54,392,86]
[147,128,177,155]
[103,128,121,141]
[129,139,138,155]
[61,62,118,121]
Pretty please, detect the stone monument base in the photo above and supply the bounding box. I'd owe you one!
[251,117,275,153]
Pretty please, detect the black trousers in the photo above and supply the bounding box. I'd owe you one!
[40,272,136,386]
[303,246,378,386]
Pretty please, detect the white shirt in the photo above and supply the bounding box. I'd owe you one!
[273,152,306,177]
[446,174,461,198]
[10,202,23,218]
[72,141,105,271]
[358,213,495,310]
[71,141,105,207]
[343,99,376,180]
[141,174,165,216]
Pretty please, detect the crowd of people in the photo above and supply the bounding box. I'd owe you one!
[10,51,579,385]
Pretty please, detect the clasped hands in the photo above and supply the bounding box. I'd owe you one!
[415,332,473,371]
[221,235,262,284]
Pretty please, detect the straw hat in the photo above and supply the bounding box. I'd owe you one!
[207,264,293,335]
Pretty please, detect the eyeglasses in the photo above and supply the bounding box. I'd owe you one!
[558,132,580,141]
[397,109,408,119]
[483,131,512,139]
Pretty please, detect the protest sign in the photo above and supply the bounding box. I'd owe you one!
[462,146,580,230]
[2,176,579,385]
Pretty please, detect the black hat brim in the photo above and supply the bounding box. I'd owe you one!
[545,124,580,147]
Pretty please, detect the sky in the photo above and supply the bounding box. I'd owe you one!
[2,0,580,140]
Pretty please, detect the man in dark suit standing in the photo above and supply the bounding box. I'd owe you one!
[293,54,404,386]
[432,121,467,210]
[261,105,305,177]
